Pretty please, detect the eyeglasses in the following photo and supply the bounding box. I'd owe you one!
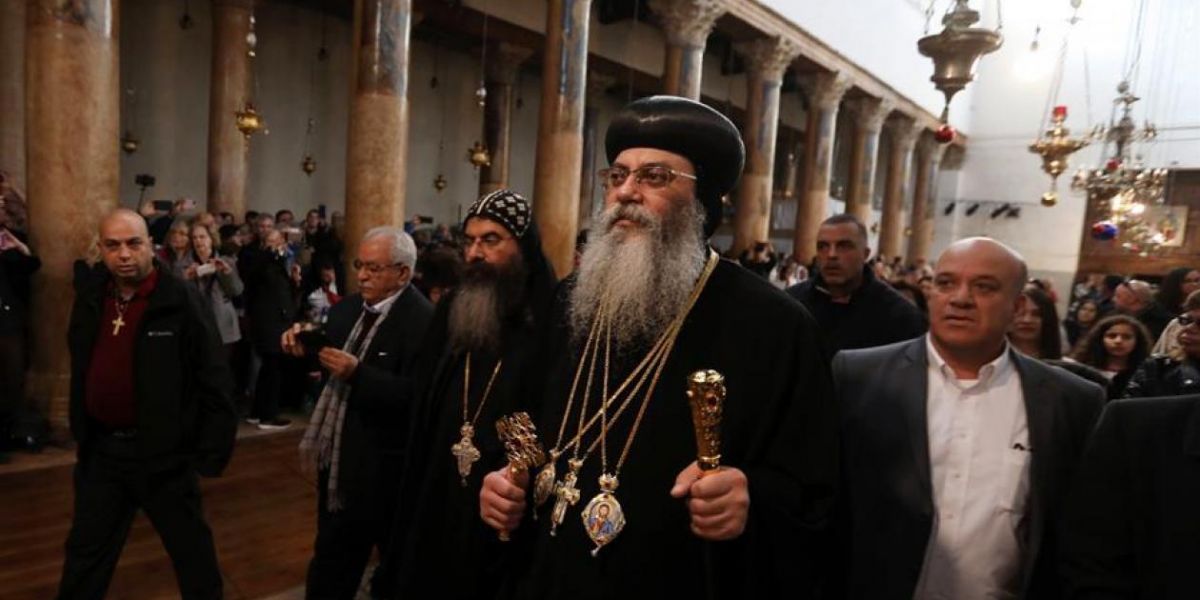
[1179,313,1199,328]
[460,232,513,250]
[352,259,402,275]
[598,165,697,190]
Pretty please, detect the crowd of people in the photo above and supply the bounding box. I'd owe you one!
[1,95,1199,599]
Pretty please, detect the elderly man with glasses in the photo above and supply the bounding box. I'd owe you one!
[281,226,434,600]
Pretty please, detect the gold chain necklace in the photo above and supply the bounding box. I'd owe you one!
[450,352,503,486]
[540,250,719,553]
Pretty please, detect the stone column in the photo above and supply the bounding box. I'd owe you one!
[478,42,533,197]
[844,97,893,226]
[907,134,945,265]
[26,0,120,434]
[0,0,25,186]
[648,0,727,99]
[532,0,592,278]
[729,36,798,256]
[579,72,616,231]
[344,0,413,288]
[879,119,921,262]
[791,71,851,263]
[206,0,254,218]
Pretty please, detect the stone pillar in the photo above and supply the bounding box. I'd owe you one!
[729,36,798,256]
[206,0,254,218]
[844,97,893,227]
[478,42,533,196]
[0,0,25,186]
[907,134,945,265]
[791,71,851,263]
[532,0,592,278]
[579,72,616,231]
[26,0,120,434]
[879,119,921,262]
[648,0,727,99]
[344,0,413,288]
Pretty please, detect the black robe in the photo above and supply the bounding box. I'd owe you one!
[381,303,546,599]
[377,223,558,600]
[513,258,839,599]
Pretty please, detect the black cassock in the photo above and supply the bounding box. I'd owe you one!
[379,295,546,600]
[512,258,838,599]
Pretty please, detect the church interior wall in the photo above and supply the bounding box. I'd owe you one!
[935,0,1199,298]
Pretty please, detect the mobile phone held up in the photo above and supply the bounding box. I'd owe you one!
[296,329,333,356]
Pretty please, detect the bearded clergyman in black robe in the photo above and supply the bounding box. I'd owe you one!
[480,96,839,598]
[374,190,556,599]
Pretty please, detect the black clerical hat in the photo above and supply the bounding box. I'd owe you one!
[605,95,745,237]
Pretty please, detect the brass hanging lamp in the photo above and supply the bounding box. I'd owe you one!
[917,0,1003,123]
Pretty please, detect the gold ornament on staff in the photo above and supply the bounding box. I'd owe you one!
[495,412,547,542]
[686,370,725,473]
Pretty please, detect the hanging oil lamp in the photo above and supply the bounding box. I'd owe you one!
[1028,105,1088,207]
[433,174,448,193]
[301,154,317,176]
[467,141,491,169]
[235,102,266,138]
[917,0,1003,122]
[120,130,140,155]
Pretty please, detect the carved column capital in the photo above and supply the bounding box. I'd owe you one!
[648,0,728,48]
[803,71,853,112]
[735,36,800,83]
[886,118,923,152]
[850,97,895,134]
[485,42,534,85]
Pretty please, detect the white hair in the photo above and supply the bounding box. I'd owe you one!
[363,225,417,270]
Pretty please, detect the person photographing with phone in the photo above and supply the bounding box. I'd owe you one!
[280,226,433,599]
[183,221,244,359]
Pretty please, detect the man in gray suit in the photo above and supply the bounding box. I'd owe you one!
[833,238,1104,599]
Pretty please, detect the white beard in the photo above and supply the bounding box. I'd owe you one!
[569,199,706,351]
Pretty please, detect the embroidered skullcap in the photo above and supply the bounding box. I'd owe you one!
[463,189,531,238]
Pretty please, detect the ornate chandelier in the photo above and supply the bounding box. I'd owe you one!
[1072,81,1167,254]
[917,0,1003,125]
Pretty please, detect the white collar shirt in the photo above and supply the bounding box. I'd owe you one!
[914,335,1032,600]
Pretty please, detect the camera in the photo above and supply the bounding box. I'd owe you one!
[195,262,217,277]
[135,174,156,188]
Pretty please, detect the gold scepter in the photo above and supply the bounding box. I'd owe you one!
[686,370,725,474]
[495,412,547,542]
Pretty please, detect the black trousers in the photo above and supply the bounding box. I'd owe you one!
[253,351,284,420]
[0,332,25,439]
[306,466,399,600]
[56,434,223,600]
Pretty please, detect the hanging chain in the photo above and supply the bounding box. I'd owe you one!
[627,0,641,102]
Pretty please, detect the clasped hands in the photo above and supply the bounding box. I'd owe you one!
[479,461,749,541]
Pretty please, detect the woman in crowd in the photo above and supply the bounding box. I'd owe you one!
[185,221,243,353]
[158,219,194,278]
[1071,314,1154,400]
[1064,298,1100,349]
[1151,267,1200,355]
[1125,289,1200,398]
[1008,288,1062,360]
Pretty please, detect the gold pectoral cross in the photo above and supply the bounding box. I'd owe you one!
[549,459,583,536]
[111,315,126,336]
[450,423,481,487]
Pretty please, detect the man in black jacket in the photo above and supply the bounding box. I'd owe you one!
[283,225,434,600]
[833,238,1104,599]
[788,214,926,353]
[0,192,41,457]
[1060,394,1200,598]
[57,209,236,600]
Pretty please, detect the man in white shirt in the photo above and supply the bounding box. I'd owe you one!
[832,237,1104,599]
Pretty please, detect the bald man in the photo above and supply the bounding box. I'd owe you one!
[57,209,236,600]
[832,238,1104,600]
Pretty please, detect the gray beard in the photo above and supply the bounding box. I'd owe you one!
[447,281,503,355]
[446,255,527,355]
[569,199,707,352]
